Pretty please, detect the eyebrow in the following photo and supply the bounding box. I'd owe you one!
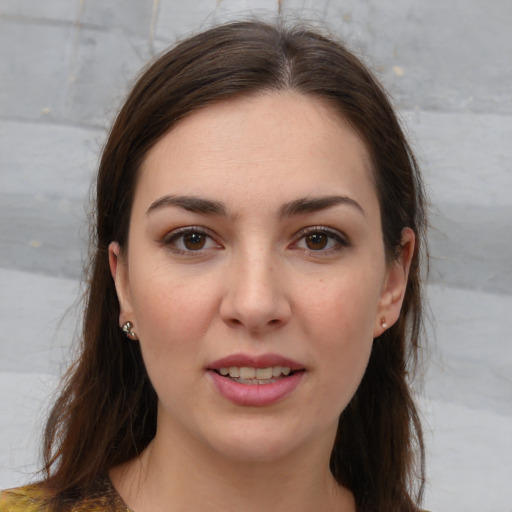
[146,195,227,216]
[279,195,365,218]
[146,194,365,218]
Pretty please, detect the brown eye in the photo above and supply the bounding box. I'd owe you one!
[294,227,349,254]
[163,228,221,254]
[183,232,206,250]
[305,233,328,250]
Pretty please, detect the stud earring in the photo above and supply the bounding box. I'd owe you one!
[380,317,388,329]
[122,321,138,340]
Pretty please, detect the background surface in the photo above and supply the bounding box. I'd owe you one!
[1,1,511,510]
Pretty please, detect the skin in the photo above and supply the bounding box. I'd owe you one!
[109,91,414,512]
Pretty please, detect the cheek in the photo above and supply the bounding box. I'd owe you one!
[301,269,381,341]
[314,321,374,423]
[129,275,219,407]
[301,275,379,408]
[129,267,220,358]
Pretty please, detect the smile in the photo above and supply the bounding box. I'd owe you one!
[217,366,292,384]
[208,354,306,406]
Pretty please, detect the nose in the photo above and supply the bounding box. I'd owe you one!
[220,249,291,334]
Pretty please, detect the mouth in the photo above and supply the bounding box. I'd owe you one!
[207,354,306,405]
[213,365,303,385]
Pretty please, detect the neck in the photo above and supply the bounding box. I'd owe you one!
[110,420,355,512]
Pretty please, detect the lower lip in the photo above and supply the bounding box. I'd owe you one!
[208,371,304,407]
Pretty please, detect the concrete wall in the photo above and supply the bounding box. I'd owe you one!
[1,1,511,510]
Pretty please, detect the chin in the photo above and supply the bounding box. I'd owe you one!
[203,416,332,465]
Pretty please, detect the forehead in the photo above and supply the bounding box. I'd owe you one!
[136,91,376,217]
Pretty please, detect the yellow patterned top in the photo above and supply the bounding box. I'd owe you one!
[2,479,431,511]
[0,476,132,512]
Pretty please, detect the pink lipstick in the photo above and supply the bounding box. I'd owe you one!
[207,353,305,407]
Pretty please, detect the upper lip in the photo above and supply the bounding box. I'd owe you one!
[208,353,305,371]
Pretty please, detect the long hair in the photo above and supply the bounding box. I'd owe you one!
[42,20,428,512]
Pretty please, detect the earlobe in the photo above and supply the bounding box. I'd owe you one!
[108,242,134,325]
[373,228,415,337]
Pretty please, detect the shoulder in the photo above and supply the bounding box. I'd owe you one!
[1,484,50,511]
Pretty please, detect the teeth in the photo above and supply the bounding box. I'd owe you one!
[228,367,240,378]
[218,366,293,380]
[239,367,256,379]
[255,367,273,379]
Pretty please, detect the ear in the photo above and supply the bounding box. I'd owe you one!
[108,241,134,328]
[373,228,415,338]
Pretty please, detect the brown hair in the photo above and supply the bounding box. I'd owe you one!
[42,20,427,512]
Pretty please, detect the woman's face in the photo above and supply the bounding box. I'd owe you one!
[110,92,412,463]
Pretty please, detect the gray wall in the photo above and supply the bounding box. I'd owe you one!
[1,1,511,510]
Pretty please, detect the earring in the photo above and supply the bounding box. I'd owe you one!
[122,321,138,340]
[380,317,388,329]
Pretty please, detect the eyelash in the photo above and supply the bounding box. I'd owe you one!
[292,226,350,254]
[160,226,220,255]
[160,226,350,255]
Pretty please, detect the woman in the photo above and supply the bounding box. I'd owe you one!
[1,20,428,512]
